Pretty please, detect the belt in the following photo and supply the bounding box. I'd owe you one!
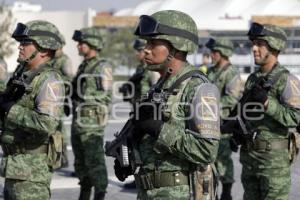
[135,171,189,190]
[251,139,289,151]
[5,144,48,155]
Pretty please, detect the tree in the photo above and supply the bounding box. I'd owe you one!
[100,27,139,70]
[0,3,14,59]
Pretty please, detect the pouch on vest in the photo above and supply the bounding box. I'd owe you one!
[192,165,215,200]
[47,131,63,169]
[289,130,300,164]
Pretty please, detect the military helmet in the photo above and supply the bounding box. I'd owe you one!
[134,10,199,54]
[133,39,146,50]
[205,37,234,58]
[247,22,287,51]
[58,33,66,46]
[72,27,104,50]
[12,20,63,50]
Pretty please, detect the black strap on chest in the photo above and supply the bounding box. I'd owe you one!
[167,70,209,94]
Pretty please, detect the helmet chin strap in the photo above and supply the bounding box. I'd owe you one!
[17,50,38,65]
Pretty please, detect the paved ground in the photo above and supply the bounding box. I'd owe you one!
[0,102,299,199]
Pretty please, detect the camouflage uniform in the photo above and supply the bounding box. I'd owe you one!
[71,27,113,200]
[206,38,243,199]
[0,58,8,91]
[52,34,73,168]
[240,23,300,200]
[0,20,65,200]
[133,10,220,200]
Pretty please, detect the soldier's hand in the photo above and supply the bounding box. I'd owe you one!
[114,159,133,182]
[136,119,163,138]
[251,85,268,105]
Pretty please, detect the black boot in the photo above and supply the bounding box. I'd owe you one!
[79,187,91,200]
[220,183,232,200]
[94,191,105,200]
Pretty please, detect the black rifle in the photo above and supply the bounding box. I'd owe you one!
[0,65,28,116]
[221,76,272,149]
[105,69,172,173]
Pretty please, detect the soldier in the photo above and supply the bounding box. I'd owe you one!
[119,38,153,105]
[0,57,8,91]
[240,22,300,200]
[206,37,243,200]
[0,20,65,199]
[198,52,210,74]
[114,10,220,199]
[52,33,74,168]
[71,27,113,200]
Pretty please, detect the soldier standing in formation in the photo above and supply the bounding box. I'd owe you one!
[239,22,300,200]
[115,10,220,199]
[206,37,243,200]
[119,38,153,105]
[0,20,65,199]
[71,27,113,200]
[52,33,74,168]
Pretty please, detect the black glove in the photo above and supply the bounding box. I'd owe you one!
[0,101,15,121]
[114,159,133,182]
[251,85,268,105]
[135,119,163,138]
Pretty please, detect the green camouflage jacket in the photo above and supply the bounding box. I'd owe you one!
[139,63,220,172]
[240,63,300,169]
[72,56,113,134]
[207,63,242,118]
[0,61,65,183]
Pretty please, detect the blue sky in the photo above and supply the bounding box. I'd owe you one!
[6,0,145,12]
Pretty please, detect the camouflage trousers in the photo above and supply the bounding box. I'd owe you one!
[71,132,108,192]
[241,165,291,200]
[215,137,234,184]
[137,185,190,200]
[4,178,50,200]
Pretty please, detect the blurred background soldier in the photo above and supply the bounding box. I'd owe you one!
[206,37,243,200]
[114,10,220,200]
[198,52,210,74]
[119,38,152,105]
[52,33,74,168]
[0,20,65,200]
[71,27,113,200]
[239,22,300,200]
[0,57,8,92]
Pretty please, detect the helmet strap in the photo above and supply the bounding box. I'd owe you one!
[17,50,38,64]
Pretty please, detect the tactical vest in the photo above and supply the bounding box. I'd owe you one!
[3,65,63,169]
[136,70,217,200]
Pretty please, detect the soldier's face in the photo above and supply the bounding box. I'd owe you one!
[144,39,171,65]
[251,39,271,66]
[77,42,90,56]
[18,40,37,61]
[210,50,221,65]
